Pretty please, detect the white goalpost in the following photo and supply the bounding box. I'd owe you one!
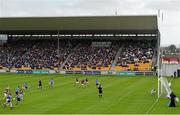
[157,10,172,99]
[157,44,172,98]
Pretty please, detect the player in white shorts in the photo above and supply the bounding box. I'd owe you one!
[3,92,13,109]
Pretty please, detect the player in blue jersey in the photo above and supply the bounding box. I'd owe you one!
[95,79,99,87]
[19,89,24,100]
[15,86,20,95]
[3,92,13,109]
[49,78,54,88]
[24,82,28,90]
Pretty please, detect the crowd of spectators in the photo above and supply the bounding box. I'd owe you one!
[0,39,155,71]
[0,40,27,69]
[0,39,73,69]
[63,41,119,70]
[116,40,154,68]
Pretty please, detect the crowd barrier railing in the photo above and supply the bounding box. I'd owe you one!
[59,70,154,76]
[7,69,154,76]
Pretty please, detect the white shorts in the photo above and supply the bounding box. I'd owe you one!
[19,94,23,99]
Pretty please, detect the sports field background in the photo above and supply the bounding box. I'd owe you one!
[0,73,180,114]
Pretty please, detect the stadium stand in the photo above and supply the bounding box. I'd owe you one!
[0,39,74,70]
[0,16,158,72]
[0,38,156,71]
[114,40,155,71]
[63,41,119,71]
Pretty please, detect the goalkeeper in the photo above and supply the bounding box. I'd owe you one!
[169,92,178,107]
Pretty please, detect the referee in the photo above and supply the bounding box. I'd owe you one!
[98,84,103,98]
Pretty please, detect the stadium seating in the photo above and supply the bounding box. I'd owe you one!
[114,41,154,71]
[0,38,155,71]
[63,42,119,71]
[0,39,73,70]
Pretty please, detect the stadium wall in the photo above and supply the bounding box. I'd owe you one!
[161,64,180,76]
[0,69,6,73]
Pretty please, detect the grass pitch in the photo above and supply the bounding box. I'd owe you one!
[0,73,180,114]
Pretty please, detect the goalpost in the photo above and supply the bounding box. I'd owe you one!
[157,10,172,98]
[157,44,172,98]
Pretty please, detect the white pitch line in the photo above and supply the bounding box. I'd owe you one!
[145,98,159,114]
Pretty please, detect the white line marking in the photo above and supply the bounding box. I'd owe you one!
[145,98,159,114]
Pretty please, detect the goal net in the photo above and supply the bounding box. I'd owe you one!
[158,76,172,98]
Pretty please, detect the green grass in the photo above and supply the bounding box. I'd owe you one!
[0,73,180,114]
